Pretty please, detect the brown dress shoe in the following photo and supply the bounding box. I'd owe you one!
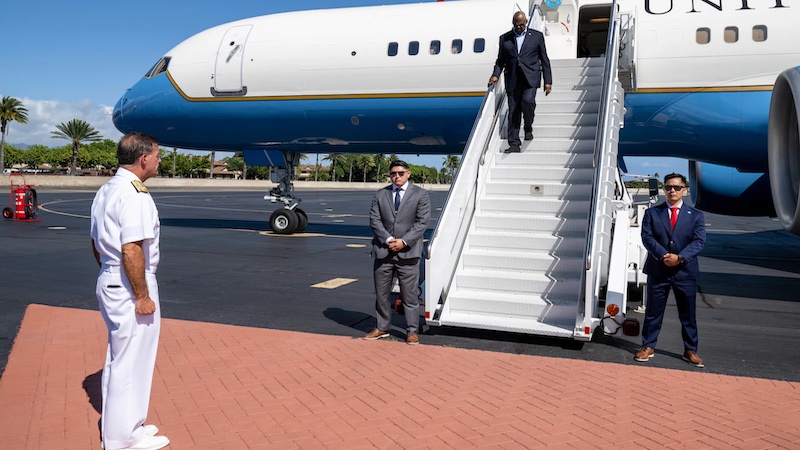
[683,350,704,368]
[363,328,389,340]
[406,333,419,345]
[634,347,654,362]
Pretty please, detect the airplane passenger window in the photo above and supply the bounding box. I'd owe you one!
[696,28,710,44]
[451,39,463,54]
[409,41,419,56]
[430,40,441,55]
[724,27,739,43]
[473,38,485,53]
[388,42,398,57]
[753,25,767,42]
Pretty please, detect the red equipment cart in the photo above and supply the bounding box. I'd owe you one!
[3,173,41,222]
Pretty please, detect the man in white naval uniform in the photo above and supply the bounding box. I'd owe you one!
[91,132,169,450]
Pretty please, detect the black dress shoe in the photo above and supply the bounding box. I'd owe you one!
[503,144,521,153]
[524,131,533,141]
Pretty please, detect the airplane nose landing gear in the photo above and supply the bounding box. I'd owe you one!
[262,151,308,234]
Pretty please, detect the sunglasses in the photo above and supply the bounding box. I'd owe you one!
[514,22,527,28]
[664,185,685,191]
[390,171,407,176]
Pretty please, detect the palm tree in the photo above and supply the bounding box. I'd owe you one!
[443,155,461,183]
[0,97,29,173]
[51,119,102,175]
[374,154,386,182]
[323,153,345,181]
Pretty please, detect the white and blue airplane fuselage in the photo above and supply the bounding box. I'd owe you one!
[113,0,800,230]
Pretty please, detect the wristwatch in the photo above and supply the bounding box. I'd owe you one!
[678,255,686,265]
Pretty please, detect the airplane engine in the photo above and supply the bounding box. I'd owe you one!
[689,161,775,217]
[768,67,800,235]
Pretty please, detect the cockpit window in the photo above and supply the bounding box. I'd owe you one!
[144,57,171,79]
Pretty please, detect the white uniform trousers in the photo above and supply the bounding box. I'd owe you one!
[97,268,161,450]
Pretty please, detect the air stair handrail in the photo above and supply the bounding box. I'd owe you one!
[580,0,625,334]
[425,78,505,315]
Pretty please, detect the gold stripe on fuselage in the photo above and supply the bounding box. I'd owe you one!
[633,85,773,94]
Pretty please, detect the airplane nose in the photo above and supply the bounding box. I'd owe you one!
[112,90,134,133]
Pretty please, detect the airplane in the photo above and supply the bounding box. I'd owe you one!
[112,0,800,235]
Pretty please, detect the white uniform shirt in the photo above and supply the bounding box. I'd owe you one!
[90,167,160,269]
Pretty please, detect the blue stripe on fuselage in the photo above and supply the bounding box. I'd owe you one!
[114,73,483,154]
[114,73,773,171]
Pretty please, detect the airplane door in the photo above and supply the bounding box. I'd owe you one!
[213,25,252,95]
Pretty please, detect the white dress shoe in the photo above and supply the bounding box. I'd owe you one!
[121,435,170,450]
[101,425,160,449]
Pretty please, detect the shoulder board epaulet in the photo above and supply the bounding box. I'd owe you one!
[131,180,149,193]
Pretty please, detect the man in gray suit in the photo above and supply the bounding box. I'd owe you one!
[364,160,431,345]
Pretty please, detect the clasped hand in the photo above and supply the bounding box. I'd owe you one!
[387,238,406,252]
[662,253,681,267]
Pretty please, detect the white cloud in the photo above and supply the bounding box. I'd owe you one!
[4,98,122,146]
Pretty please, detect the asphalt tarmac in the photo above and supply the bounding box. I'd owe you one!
[1,188,799,381]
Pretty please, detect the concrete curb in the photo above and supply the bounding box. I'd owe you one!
[0,175,451,191]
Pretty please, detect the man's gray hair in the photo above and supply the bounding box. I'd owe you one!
[118,132,158,166]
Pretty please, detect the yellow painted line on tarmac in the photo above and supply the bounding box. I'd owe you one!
[311,278,358,289]
[259,231,327,237]
[346,244,366,248]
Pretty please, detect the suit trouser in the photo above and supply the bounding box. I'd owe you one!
[642,278,699,352]
[97,268,161,450]
[506,77,537,146]
[373,259,420,334]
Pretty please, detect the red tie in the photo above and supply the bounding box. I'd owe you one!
[670,207,679,229]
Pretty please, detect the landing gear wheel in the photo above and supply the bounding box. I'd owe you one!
[270,209,299,234]
[295,208,308,232]
[2,207,11,219]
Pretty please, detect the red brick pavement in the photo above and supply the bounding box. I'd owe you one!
[1,304,799,449]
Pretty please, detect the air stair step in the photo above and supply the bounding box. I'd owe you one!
[530,101,599,114]
[455,269,581,293]
[493,152,594,167]
[461,248,584,273]
[554,57,605,68]
[538,89,602,102]
[532,113,599,126]
[483,180,592,198]
[467,230,586,254]
[479,197,591,215]
[489,167,594,182]
[518,125,595,140]
[498,138,595,152]
[472,212,588,234]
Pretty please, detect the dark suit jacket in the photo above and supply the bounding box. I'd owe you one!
[641,202,706,281]
[370,183,431,261]
[492,29,553,90]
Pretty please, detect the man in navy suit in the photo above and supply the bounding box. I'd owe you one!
[637,173,707,367]
[488,11,552,153]
[364,160,430,345]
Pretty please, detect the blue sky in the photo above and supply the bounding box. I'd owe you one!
[0,0,685,177]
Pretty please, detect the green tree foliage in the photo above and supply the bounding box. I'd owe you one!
[1,96,29,171]
[23,145,51,169]
[51,119,102,175]
[83,140,118,170]
[3,144,23,166]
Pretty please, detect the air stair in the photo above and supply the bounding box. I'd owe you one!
[425,1,635,340]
